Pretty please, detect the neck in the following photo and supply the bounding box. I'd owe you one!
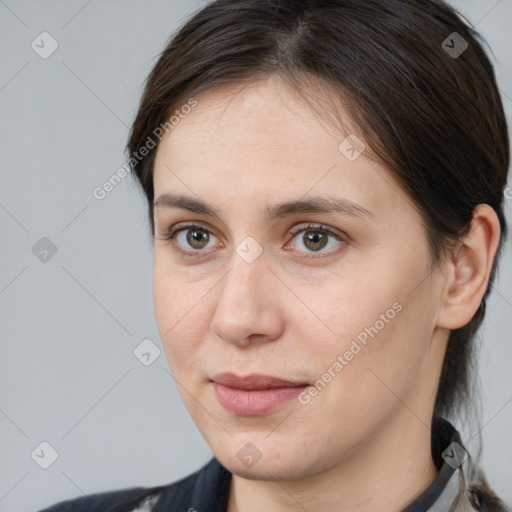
[227,411,439,512]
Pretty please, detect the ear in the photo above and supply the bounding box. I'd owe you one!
[436,204,501,330]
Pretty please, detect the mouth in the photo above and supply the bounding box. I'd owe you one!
[211,372,310,416]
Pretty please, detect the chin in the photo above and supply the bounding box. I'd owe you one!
[224,456,301,481]
[209,435,322,482]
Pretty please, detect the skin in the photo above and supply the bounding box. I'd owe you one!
[151,74,500,512]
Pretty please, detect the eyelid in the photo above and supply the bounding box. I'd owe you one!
[156,221,217,241]
[287,222,346,240]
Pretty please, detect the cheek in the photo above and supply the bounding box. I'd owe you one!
[152,263,207,373]
[310,281,434,420]
[299,260,431,387]
[298,270,400,352]
[153,252,207,328]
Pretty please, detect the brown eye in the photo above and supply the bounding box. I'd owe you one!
[287,223,346,258]
[157,223,219,257]
[302,231,329,252]
[186,227,211,249]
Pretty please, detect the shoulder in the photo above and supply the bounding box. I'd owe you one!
[37,483,167,512]
[37,457,229,512]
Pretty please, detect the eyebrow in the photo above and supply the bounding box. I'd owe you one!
[154,193,376,221]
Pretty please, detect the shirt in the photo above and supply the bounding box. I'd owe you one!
[36,418,497,512]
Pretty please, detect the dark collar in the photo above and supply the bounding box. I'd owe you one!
[402,417,463,511]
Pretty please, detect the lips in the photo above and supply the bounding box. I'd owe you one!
[211,372,310,415]
[212,372,309,390]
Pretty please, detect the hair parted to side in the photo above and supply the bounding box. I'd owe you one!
[126,1,510,510]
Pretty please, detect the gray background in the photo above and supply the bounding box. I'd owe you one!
[0,1,510,511]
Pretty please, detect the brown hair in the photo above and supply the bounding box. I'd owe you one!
[126,0,510,509]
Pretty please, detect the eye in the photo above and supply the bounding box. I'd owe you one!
[156,223,220,256]
[285,223,347,258]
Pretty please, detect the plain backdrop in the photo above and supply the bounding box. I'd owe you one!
[0,1,511,511]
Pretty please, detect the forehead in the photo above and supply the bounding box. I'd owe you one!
[160,77,347,153]
[152,77,404,217]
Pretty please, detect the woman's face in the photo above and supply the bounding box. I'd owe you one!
[152,76,447,480]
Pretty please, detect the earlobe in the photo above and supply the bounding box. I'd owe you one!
[436,204,501,330]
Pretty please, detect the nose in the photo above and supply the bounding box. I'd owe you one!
[209,250,284,348]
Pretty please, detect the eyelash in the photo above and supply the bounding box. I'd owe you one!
[156,222,347,260]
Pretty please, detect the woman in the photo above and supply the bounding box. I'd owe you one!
[39,0,510,511]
